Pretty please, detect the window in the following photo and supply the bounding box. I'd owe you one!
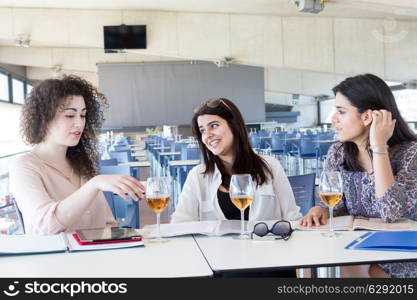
[393,89,417,122]
[26,84,33,96]
[0,73,9,102]
[12,78,24,104]
[319,99,335,124]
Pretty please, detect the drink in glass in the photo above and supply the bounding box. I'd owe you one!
[145,176,171,243]
[229,174,255,239]
[319,171,343,238]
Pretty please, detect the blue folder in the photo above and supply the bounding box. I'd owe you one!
[345,231,417,252]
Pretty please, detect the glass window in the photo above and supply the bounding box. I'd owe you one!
[26,84,33,96]
[393,89,417,122]
[319,99,335,124]
[12,78,25,104]
[0,73,9,101]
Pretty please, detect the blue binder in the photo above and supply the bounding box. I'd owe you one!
[345,231,417,252]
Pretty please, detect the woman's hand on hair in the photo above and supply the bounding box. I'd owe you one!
[298,206,329,228]
[91,175,145,201]
[369,109,396,146]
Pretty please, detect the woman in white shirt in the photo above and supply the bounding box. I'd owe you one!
[171,98,301,224]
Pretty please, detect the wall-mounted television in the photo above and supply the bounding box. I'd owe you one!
[103,25,146,51]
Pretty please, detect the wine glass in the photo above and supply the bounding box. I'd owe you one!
[145,176,171,243]
[229,174,255,240]
[319,171,343,238]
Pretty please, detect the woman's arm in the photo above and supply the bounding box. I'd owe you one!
[55,174,144,228]
[10,159,144,234]
[373,143,417,222]
[369,110,417,222]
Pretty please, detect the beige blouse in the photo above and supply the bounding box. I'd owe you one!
[9,152,115,235]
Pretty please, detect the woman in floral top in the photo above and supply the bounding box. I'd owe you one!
[300,74,417,278]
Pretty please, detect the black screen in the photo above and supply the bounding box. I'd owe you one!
[104,25,146,50]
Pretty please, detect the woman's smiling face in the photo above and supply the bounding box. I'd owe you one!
[197,114,234,159]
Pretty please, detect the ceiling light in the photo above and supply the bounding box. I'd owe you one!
[15,34,31,47]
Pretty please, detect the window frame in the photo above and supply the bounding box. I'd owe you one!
[0,66,35,106]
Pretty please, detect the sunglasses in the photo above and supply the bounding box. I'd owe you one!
[251,220,293,241]
[193,98,233,114]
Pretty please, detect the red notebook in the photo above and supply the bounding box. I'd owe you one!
[72,233,142,246]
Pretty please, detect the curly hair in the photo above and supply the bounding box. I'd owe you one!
[20,75,108,179]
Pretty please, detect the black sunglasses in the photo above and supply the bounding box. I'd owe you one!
[192,98,233,114]
[251,220,293,241]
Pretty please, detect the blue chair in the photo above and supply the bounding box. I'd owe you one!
[249,133,261,150]
[0,198,25,234]
[287,173,316,216]
[113,145,131,152]
[181,146,200,160]
[271,132,286,155]
[99,158,118,167]
[99,165,140,228]
[109,151,133,163]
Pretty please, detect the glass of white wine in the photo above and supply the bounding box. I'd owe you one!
[145,176,171,243]
[229,174,255,240]
[319,171,343,238]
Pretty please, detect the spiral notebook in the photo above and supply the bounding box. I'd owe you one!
[345,231,417,252]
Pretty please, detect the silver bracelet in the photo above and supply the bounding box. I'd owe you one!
[372,150,389,155]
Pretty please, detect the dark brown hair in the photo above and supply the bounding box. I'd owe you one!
[332,73,416,171]
[20,75,108,179]
[191,97,273,186]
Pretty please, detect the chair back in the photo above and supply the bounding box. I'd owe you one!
[271,133,285,152]
[316,141,334,161]
[299,137,318,157]
[103,193,140,228]
[249,134,261,149]
[109,151,132,163]
[99,158,118,167]
[99,165,131,176]
[13,198,25,234]
[287,173,316,216]
[98,165,140,228]
[113,145,130,152]
[171,142,187,152]
[0,198,25,234]
[181,146,200,160]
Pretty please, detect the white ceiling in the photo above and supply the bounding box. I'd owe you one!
[0,0,417,19]
[1,0,416,93]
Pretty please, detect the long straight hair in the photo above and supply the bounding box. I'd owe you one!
[191,98,273,186]
[332,73,416,171]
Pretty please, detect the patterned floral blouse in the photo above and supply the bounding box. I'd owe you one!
[324,140,417,278]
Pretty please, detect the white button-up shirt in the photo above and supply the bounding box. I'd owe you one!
[171,155,301,223]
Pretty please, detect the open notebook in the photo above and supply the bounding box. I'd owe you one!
[141,220,244,238]
[0,233,144,256]
[291,215,414,231]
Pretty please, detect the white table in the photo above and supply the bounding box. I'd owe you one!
[160,152,181,156]
[130,143,145,147]
[168,160,200,167]
[194,231,417,275]
[316,140,337,143]
[119,161,151,167]
[132,152,147,157]
[0,236,213,278]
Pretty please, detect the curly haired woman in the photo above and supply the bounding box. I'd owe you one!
[10,75,144,235]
